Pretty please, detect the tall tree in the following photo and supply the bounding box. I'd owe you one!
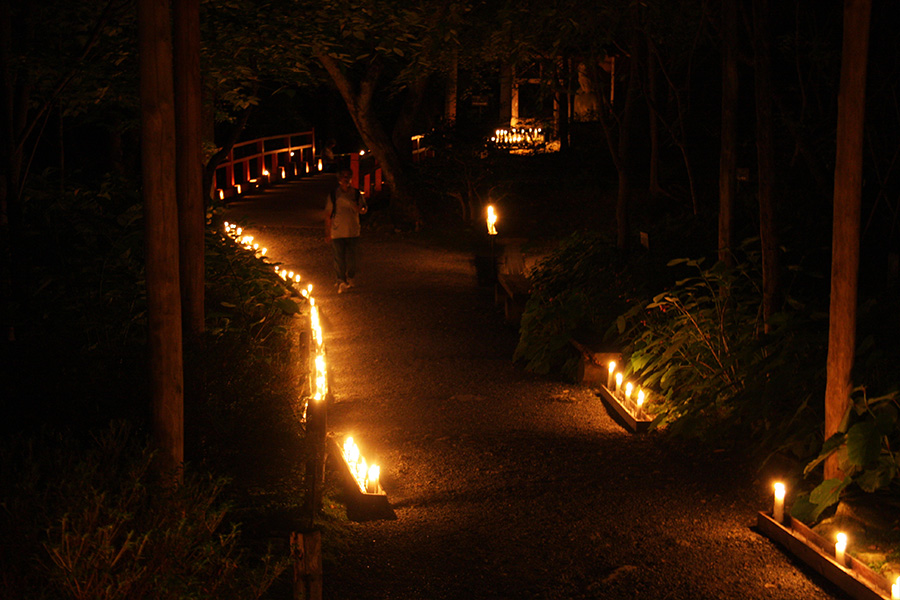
[718,0,738,265]
[824,0,871,480]
[174,0,203,339]
[751,0,780,332]
[139,0,183,480]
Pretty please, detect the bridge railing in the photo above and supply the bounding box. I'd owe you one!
[216,130,432,201]
[214,130,316,199]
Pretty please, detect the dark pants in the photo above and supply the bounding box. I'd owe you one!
[331,237,359,283]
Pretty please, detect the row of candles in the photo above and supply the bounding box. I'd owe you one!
[771,482,900,597]
[343,436,381,494]
[490,127,545,146]
[224,221,383,495]
[216,157,326,200]
[606,361,648,420]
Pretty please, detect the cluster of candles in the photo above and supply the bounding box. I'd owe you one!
[606,361,647,419]
[223,222,267,258]
[771,482,900,596]
[343,436,381,494]
[490,127,544,146]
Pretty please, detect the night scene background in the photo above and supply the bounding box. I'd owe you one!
[2,0,900,598]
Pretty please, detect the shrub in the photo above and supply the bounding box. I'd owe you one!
[613,248,827,455]
[514,231,645,378]
[0,423,288,600]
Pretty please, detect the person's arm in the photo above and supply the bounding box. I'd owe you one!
[354,191,368,214]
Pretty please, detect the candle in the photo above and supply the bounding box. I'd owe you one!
[366,464,380,494]
[615,372,623,394]
[486,205,498,236]
[607,361,616,389]
[773,482,785,523]
[636,389,645,418]
[891,576,899,599]
[835,532,847,566]
[624,382,633,402]
[317,158,323,171]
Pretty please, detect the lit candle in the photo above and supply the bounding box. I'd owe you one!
[636,389,645,418]
[607,361,616,389]
[773,482,785,523]
[486,205,498,236]
[624,382,633,402]
[344,437,359,464]
[218,189,224,200]
[615,372,623,394]
[317,158,323,171]
[835,532,847,566]
[235,184,242,194]
[366,464,380,494]
[305,162,310,174]
[891,576,899,600]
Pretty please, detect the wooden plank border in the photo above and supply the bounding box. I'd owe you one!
[327,436,396,522]
[596,385,653,433]
[756,511,893,600]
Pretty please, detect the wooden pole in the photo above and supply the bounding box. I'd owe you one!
[174,0,203,339]
[291,531,323,600]
[139,0,183,480]
[824,0,872,480]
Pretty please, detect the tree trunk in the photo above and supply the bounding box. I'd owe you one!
[0,0,17,344]
[139,0,183,481]
[615,30,640,251]
[317,54,421,226]
[391,73,430,163]
[556,55,570,153]
[751,0,780,332]
[646,36,662,200]
[174,0,204,340]
[824,0,871,480]
[445,49,458,123]
[718,0,738,266]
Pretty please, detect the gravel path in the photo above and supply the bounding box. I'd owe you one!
[226,179,844,600]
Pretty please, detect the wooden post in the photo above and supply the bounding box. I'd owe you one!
[139,0,184,480]
[825,0,871,479]
[291,531,323,600]
[174,0,204,340]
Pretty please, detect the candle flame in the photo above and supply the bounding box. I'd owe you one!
[317,158,323,171]
[637,389,645,407]
[608,361,616,374]
[625,382,633,400]
[774,482,785,500]
[486,205,498,235]
[836,532,847,551]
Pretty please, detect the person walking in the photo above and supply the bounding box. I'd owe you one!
[324,167,367,293]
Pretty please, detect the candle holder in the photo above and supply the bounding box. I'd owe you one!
[757,510,894,600]
[328,435,395,522]
[596,383,653,434]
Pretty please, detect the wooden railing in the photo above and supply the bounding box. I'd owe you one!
[214,130,316,199]
[215,130,432,201]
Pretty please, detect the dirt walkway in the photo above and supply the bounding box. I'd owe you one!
[226,181,843,600]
